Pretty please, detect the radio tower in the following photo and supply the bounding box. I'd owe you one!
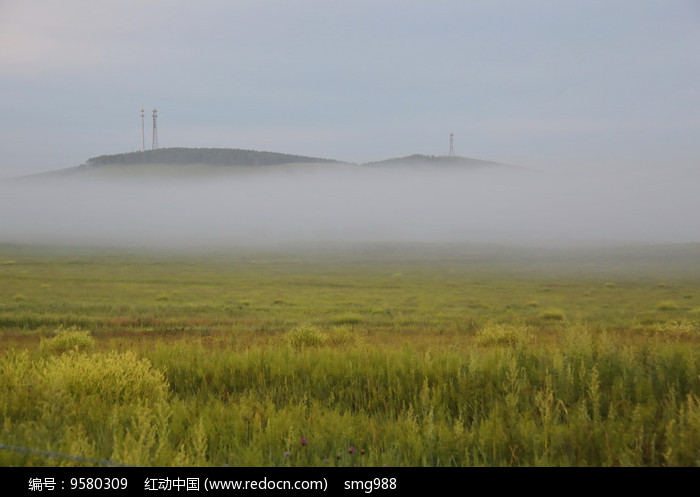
[151,108,159,150]
[448,132,455,157]
[140,108,145,151]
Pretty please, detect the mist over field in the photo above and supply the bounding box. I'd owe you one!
[1,163,698,248]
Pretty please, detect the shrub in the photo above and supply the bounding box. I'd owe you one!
[0,350,169,419]
[40,325,95,355]
[286,324,327,349]
[475,322,532,346]
[45,350,170,405]
[657,301,679,311]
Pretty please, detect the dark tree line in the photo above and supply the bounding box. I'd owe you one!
[85,148,341,168]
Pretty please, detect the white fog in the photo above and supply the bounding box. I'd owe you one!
[1,163,697,248]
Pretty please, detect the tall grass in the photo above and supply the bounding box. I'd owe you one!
[2,326,699,466]
[1,244,699,466]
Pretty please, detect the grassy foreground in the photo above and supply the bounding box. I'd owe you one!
[1,242,699,467]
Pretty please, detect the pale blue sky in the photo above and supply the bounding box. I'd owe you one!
[1,0,699,178]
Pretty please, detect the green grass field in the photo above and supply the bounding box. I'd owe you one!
[1,242,699,466]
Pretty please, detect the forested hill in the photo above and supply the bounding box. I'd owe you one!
[9,148,516,182]
[364,154,510,168]
[83,147,343,168]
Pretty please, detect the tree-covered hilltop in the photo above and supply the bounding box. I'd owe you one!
[83,147,344,168]
[8,148,516,182]
[363,154,509,168]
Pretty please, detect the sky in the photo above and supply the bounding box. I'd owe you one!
[1,0,699,179]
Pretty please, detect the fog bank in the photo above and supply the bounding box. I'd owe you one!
[1,164,698,248]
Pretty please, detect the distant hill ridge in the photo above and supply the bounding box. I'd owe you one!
[11,147,516,181]
[84,147,342,168]
[80,148,508,170]
[364,154,507,168]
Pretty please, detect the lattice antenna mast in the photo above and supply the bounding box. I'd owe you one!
[152,108,159,150]
[140,108,145,152]
[448,132,455,157]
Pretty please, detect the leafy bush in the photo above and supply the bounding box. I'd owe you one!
[40,325,95,355]
[475,322,532,346]
[286,324,327,349]
[0,350,173,466]
[657,301,679,311]
[44,350,170,405]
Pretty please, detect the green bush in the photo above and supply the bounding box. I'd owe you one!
[475,322,532,346]
[44,350,170,405]
[657,301,679,311]
[286,324,328,349]
[0,350,174,466]
[40,325,95,355]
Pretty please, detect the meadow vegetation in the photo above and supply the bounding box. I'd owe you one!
[1,243,699,466]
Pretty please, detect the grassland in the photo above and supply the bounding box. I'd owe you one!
[1,242,699,467]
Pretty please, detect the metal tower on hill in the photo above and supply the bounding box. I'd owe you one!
[151,108,159,150]
[448,132,455,157]
[140,108,145,152]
